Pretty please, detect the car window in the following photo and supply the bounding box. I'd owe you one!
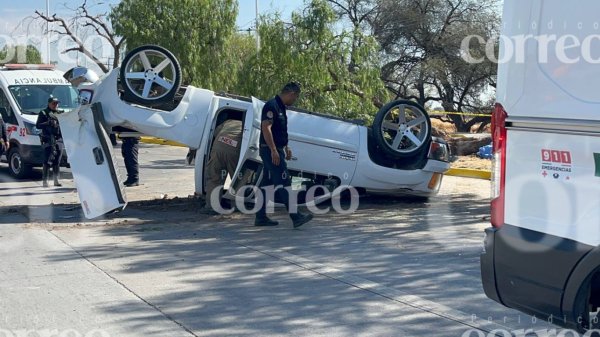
[8,85,79,115]
[0,89,18,125]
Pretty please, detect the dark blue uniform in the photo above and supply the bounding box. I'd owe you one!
[36,107,63,186]
[256,95,300,221]
[121,137,139,184]
[259,95,288,148]
[113,126,139,186]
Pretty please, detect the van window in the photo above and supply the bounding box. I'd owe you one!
[0,89,18,125]
[8,85,79,115]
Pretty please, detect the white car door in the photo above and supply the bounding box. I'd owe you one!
[224,97,263,201]
[58,103,126,219]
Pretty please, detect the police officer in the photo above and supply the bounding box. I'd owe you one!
[0,114,8,157]
[200,119,243,215]
[112,126,140,187]
[36,96,63,187]
[255,82,313,228]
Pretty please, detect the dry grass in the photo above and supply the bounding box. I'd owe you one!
[431,119,457,138]
[452,155,492,171]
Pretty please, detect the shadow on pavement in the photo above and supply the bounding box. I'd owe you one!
[33,193,513,335]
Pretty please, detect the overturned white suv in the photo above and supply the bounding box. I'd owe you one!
[59,45,450,219]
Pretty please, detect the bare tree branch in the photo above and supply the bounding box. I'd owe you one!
[34,1,125,72]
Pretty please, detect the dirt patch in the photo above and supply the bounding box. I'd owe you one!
[452,155,492,171]
[470,122,492,133]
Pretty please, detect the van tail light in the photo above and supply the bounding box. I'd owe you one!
[491,103,507,228]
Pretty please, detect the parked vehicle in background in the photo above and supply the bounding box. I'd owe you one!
[481,0,600,332]
[0,64,78,178]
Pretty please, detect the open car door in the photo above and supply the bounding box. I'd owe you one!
[57,102,126,219]
[224,97,263,201]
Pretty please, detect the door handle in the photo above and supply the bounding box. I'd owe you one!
[249,146,258,152]
[92,147,104,165]
[290,156,298,161]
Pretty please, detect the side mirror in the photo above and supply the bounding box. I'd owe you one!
[64,67,100,87]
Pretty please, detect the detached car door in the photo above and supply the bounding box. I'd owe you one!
[225,97,263,201]
[57,102,126,219]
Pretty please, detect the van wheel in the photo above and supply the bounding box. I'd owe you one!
[120,45,181,106]
[372,100,431,160]
[8,147,32,179]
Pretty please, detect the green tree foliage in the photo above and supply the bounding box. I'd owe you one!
[110,0,238,90]
[370,0,500,131]
[0,45,43,64]
[236,0,389,122]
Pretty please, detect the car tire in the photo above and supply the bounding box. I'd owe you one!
[120,45,181,106]
[8,147,32,179]
[372,100,431,160]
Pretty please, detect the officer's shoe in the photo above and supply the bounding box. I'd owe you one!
[123,179,139,187]
[254,217,279,227]
[42,180,49,188]
[54,181,62,187]
[292,213,313,229]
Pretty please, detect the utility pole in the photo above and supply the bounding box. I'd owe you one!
[46,0,51,64]
[255,0,260,53]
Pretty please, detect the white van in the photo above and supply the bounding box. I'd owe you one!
[481,0,600,332]
[0,64,79,178]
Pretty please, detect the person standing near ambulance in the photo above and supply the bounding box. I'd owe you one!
[36,96,63,187]
[0,115,8,157]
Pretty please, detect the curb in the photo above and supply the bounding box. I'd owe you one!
[140,137,186,148]
[447,168,491,180]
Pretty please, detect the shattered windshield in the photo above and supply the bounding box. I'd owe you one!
[8,85,79,115]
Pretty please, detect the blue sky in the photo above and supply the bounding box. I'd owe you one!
[0,0,305,70]
[0,0,305,34]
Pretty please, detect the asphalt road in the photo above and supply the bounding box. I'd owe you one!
[0,144,564,337]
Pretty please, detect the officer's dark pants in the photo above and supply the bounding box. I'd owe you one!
[42,142,62,184]
[121,137,139,181]
[256,147,300,220]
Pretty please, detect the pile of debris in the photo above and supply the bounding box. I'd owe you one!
[431,119,491,156]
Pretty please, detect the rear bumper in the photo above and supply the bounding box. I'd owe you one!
[481,224,596,330]
[422,159,451,173]
[480,227,502,304]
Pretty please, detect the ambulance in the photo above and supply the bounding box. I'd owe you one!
[481,0,600,332]
[0,64,78,178]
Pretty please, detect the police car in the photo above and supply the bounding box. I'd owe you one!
[58,45,450,219]
[0,64,78,178]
